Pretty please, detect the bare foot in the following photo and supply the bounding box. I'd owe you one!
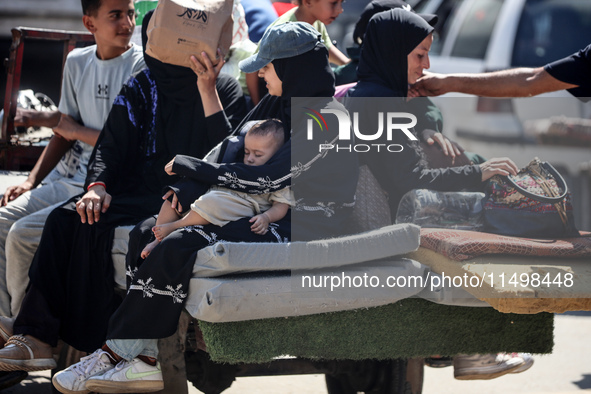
[141,239,159,259]
[152,222,177,241]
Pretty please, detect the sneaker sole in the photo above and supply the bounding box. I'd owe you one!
[52,375,90,394]
[511,357,534,374]
[85,379,164,393]
[454,362,524,380]
[0,357,57,372]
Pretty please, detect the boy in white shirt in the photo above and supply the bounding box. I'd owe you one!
[0,0,145,319]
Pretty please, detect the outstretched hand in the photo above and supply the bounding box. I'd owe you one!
[76,185,111,224]
[410,71,449,97]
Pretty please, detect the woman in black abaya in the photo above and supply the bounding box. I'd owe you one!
[346,8,519,219]
[64,23,358,381]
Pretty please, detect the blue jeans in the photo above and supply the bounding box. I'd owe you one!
[106,338,158,361]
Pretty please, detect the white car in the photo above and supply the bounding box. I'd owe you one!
[412,0,591,169]
[412,0,591,231]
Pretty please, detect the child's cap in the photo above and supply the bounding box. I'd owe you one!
[239,22,322,74]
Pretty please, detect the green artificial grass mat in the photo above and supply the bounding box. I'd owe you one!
[198,298,553,364]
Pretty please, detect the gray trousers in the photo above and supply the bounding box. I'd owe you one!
[0,177,83,316]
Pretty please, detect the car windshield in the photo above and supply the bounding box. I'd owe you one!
[512,0,591,67]
[449,0,503,59]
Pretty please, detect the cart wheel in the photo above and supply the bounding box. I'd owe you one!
[325,359,423,394]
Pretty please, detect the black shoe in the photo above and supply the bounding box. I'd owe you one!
[0,370,28,390]
[424,356,453,368]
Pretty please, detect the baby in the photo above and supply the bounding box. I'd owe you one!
[141,119,293,258]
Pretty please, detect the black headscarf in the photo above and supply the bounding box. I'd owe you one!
[239,44,335,135]
[357,8,434,96]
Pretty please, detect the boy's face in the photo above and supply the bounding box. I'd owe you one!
[307,0,344,26]
[243,133,282,166]
[83,0,136,59]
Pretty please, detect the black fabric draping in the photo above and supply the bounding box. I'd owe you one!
[19,52,246,351]
[107,44,358,341]
[356,8,433,97]
[346,9,482,220]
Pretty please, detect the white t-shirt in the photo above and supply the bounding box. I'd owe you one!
[49,44,145,184]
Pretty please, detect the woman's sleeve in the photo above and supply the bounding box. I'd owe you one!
[203,75,248,147]
[370,137,483,194]
[171,143,291,194]
[85,77,142,191]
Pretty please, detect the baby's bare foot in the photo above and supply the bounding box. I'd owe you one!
[152,222,177,241]
[141,239,159,259]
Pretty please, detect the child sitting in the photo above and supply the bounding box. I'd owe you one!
[141,118,293,258]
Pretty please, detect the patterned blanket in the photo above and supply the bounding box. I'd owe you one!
[420,229,591,261]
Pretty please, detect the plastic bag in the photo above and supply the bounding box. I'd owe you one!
[396,189,485,230]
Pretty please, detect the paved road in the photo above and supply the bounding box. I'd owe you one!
[4,312,590,393]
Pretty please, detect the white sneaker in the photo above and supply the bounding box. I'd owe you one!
[52,349,116,393]
[454,353,526,380]
[509,352,534,373]
[85,357,163,393]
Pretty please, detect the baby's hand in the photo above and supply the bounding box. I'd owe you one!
[249,213,270,235]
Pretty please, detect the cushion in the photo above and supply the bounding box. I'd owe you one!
[192,223,420,277]
[186,257,487,323]
[420,228,591,261]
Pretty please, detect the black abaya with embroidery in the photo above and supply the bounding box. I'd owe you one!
[107,44,359,340]
[18,54,247,352]
[346,9,483,218]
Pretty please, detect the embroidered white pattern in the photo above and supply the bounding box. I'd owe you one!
[269,223,289,243]
[126,266,138,282]
[185,225,221,246]
[128,278,188,304]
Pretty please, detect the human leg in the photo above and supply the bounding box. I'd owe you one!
[453,353,528,380]
[110,217,290,341]
[141,201,182,259]
[55,339,162,393]
[26,202,123,353]
[0,179,80,317]
[0,285,59,371]
[152,210,209,241]
[5,203,68,316]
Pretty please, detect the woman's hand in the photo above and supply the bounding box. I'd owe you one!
[191,49,225,95]
[190,49,225,118]
[421,129,464,159]
[76,185,111,224]
[479,157,519,181]
[162,189,183,213]
[165,158,176,176]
